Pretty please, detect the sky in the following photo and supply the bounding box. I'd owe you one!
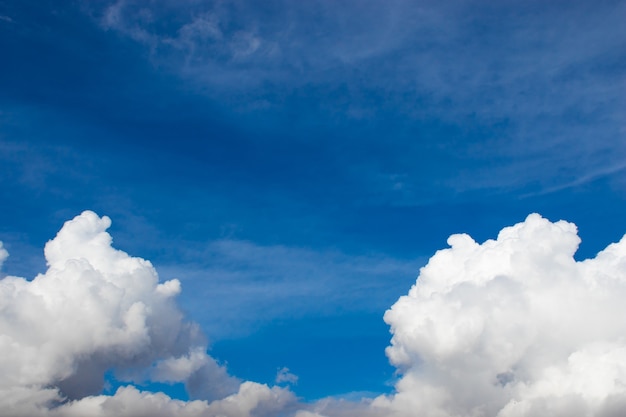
[0,0,625,416]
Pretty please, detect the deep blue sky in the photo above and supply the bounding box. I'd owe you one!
[1,0,625,401]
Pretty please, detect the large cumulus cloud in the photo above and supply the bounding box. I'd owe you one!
[369,213,626,417]
[0,211,294,417]
[4,211,626,417]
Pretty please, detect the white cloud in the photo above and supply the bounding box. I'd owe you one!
[0,211,295,416]
[4,210,626,416]
[0,241,8,268]
[201,381,296,417]
[295,412,326,417]
[294,397,382,417]
[49,382,295,417]
[151,347,210,382]
[367,213,626,416]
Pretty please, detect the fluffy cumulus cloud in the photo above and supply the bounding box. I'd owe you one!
[0,211,295,417]
[3,211,626,417]
[368,213,626,417]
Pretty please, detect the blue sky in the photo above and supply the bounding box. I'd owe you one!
[0,0,625,405]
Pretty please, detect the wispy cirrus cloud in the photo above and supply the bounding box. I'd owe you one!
[86,0,626,197]
[159,238,422,337]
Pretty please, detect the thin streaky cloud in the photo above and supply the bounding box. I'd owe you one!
[521,161,626,198]
[159,238,423,337]
[84,0,625,197]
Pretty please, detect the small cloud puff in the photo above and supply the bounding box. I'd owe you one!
[275,367,298,386]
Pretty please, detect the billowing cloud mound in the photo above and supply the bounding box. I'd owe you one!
[370,214,626,417]
[0,211,294,417]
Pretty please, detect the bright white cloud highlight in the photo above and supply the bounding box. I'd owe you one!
[370,213,626,417]
[0,211,294,416]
